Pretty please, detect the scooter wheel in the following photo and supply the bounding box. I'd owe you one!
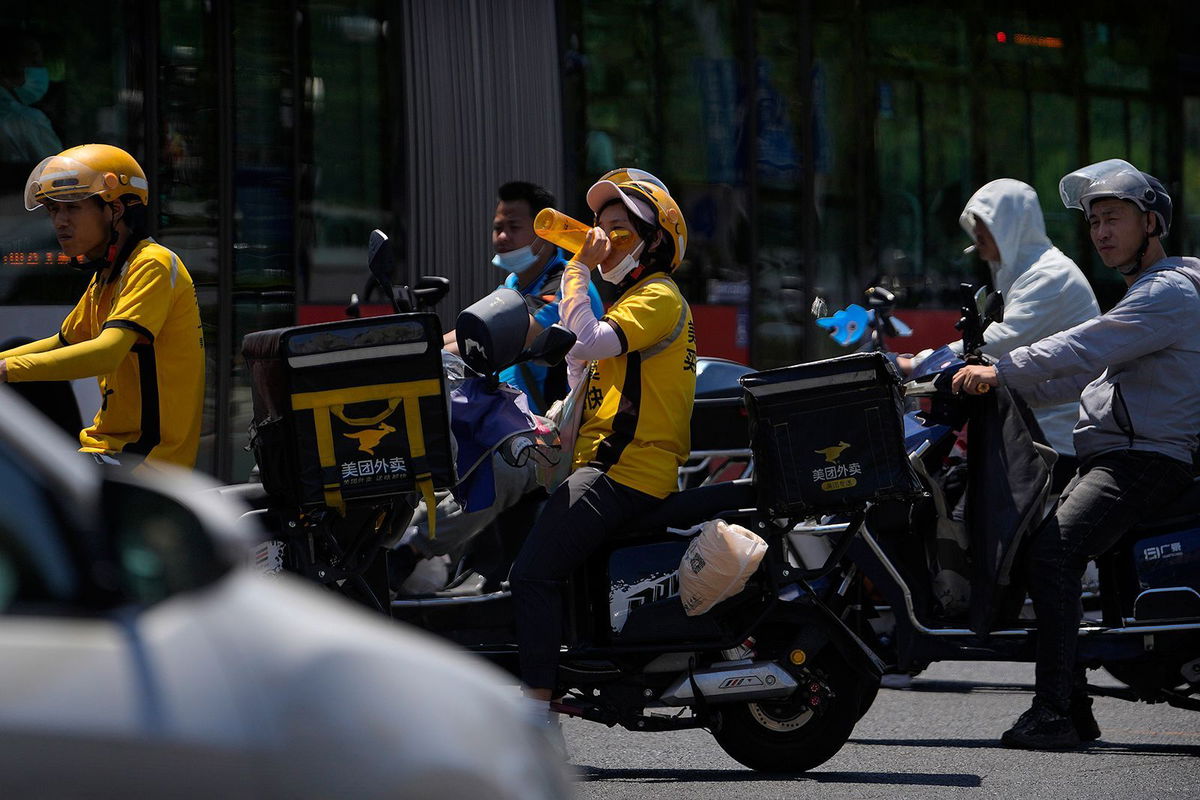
[710,651,869,772]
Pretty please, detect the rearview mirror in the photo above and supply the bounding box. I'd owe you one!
[972,286,988,321]
[984,290,1004,325]
[102,473,249,606]
[367,230,399,312]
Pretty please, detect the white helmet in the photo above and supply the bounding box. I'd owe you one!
[1059,158,1171,237]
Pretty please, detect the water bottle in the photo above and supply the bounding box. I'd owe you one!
[534,208,632,253]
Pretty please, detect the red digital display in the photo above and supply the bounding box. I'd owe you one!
[994,31,1063,49]
[2,251,71,266]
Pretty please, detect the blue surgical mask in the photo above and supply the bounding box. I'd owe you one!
[491,243,539,273]
[13,67,49,106]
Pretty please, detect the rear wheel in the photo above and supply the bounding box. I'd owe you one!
[711,651,872,772]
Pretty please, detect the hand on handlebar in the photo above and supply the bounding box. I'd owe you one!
[951,364,998,395]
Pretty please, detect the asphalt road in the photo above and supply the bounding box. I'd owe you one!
[563,660,1200,800]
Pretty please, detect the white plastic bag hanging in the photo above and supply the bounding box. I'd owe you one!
[678,519,768,616]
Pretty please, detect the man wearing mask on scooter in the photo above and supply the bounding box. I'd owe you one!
[903,179,1100,489]
[954,160,1200,749]
[390,183,607,592]
[391,184,607,592]
[443,181,603,414]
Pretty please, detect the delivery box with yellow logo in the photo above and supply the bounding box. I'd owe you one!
[243,314,455,514]
[740,352,921,517]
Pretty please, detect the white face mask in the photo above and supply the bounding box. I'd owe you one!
[491,243,539,273]
[14,67,49,106]
[599,241,645,285]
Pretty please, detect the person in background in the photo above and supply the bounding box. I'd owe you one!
[0,33,61,165]
[954,160,1200,750]
[388,182,608,592]
[444,180,603,414]
[901,178,1100,490]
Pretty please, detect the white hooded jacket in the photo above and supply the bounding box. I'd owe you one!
[952,179,1100,455]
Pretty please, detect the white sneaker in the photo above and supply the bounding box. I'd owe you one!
[521,697,568,761]
[542,716,568,762]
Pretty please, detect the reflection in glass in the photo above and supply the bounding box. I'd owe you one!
[0,7,144,306]
[159,1,220,474]
[302,3,392,304]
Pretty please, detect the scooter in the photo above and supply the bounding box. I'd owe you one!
[795,284,1200,711]
[225,232,889,773]
[812,285,913,354]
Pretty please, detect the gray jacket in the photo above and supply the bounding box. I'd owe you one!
[995,256,1200,464]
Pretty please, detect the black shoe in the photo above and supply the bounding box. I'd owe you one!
[1001,700,1081,750]
[1070,695,1101,742]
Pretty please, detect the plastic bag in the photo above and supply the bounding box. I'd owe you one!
[535,369,588,492]
[678,519,768,616]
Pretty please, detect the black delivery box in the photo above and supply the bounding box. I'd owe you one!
[740,352,921,517]
[243,313,455,512]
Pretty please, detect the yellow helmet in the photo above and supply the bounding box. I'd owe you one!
[587,167,688,272]
[24,143,148,211]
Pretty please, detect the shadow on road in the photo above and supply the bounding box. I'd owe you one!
[576,767,981,787]
[1083,741,1200,757]
[853,737,1200,757]
[891,679,1034,695]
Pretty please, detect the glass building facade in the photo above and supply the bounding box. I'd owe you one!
[1,1,1198,480]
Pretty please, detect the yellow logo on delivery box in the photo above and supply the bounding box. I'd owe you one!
[814,441,851,463]
[811,440,862,492]
[344,422,396,455]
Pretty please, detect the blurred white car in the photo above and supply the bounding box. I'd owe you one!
[0,386,570,799]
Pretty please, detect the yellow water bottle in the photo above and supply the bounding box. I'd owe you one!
[534,207,632,254]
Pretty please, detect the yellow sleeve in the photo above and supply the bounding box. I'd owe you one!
[107,253,175,340]
[59,289,90,345]
[0,334,62,360]
[603,281,682,354]
[6,327,137,383]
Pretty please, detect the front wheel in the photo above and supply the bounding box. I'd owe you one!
[710,651,871,772]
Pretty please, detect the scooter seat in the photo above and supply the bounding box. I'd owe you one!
[619,479,757,538]
[1138,475,1200,528]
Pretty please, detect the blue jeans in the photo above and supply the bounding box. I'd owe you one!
[1025,450,1193,712]
[510,466,660,690]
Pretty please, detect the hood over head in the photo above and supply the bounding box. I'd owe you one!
[959,179,1053,295]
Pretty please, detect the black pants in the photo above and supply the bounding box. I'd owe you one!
[510,467,661,690]
[1025,450,1192,712]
